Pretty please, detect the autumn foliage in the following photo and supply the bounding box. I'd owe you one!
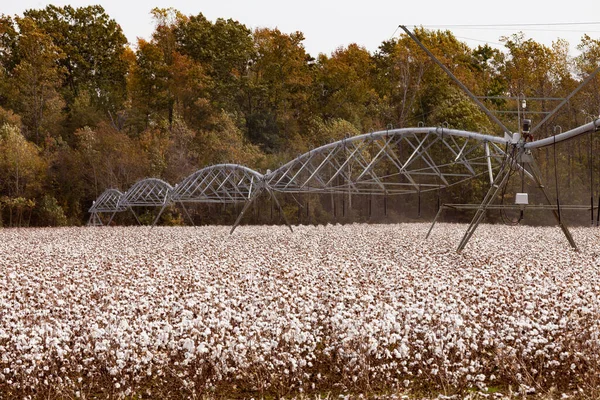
[0,6,599,226]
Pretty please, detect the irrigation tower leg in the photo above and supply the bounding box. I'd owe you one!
[426,205,445,239]
[88,212,103,226]
[457,158,514,252]
[107,211,117,225]
[525,155,577,250]
[230,190,263,234]
[178,202,195,226]
[129,207,142,225]
[268,188,294,233]
[152,204,168,227]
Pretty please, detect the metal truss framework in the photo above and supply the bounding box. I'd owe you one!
[265,127,509,196]
[119,178,173,225]
[88,24,600,252]
[170,164,292,231]
[427,118,600,252]
[87,189,126,226]
[89,119,600,243]
[172,164,264,204]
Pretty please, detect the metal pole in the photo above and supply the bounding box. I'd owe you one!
[268,188,293,232]
[179,202,195,226]
[530,66,600,136]
[129,207,141,226]
[399,25,512,138]
[231,191,262,234]
[591,131,595,225]
[151,204,167,227]
[597,195,600,226]
[426,205,445,239]
[384,195,387,217]
[333,196,337,218]
[526,155,577,249]
[418,186,421,218]
[458,153,515,252]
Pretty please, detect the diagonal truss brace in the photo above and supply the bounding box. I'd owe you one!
[455,147,577,252]
[230,187,293,234]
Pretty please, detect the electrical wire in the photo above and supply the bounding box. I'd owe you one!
[554,134,561,223]
[425,27,600,33]
[591,131,594,225]
[423,22,600,28]
[499,145,524,225]
[454,36,504,46]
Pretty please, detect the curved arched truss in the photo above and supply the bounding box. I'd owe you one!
[118,178,173,225]
[88,119,600,249]
[170,164,287,228]
[170,164,292,231]
[89,189,126,213]
[87,189,126,226]
[525,119,600,149]
[171,164,264,203]
[119,178,173,207]
[88,17,600,250]
[266,127,510,195]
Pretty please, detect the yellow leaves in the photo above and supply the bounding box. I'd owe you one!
[150,7,187,29]
[197,112,263,167]
[0,123,46,197]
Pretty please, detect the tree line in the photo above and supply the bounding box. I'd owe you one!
[0,5,599,226]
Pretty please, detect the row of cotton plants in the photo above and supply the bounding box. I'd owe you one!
[1,223,600,398]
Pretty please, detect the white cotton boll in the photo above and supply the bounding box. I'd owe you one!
[3,224,600,394]
[182,338,195,354]
[118,319,129,331]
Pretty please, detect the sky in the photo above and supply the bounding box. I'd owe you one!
[3,0,600,57]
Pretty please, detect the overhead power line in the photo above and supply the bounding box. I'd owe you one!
[429,27,600,33]
[421,22,600,28]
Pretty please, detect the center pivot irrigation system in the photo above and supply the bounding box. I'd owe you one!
[89,26,600,252]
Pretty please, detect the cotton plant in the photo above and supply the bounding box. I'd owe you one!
[0,223,599,398]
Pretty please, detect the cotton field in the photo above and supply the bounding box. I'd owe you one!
[1,223,600,399]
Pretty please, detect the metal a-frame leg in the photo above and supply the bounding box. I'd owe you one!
[229,188,294,234]
[426,205,445,239]
[88,212,103,226]
[107,211,117,225]
[230,190,262,234]
[178,202,195,226]
[267,188,293,233]
[152,204,168,227]
[457,157,514,252]
[525,154,577,250]
[129,207,142,225]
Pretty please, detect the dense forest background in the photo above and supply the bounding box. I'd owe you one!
[0,5,599,227]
